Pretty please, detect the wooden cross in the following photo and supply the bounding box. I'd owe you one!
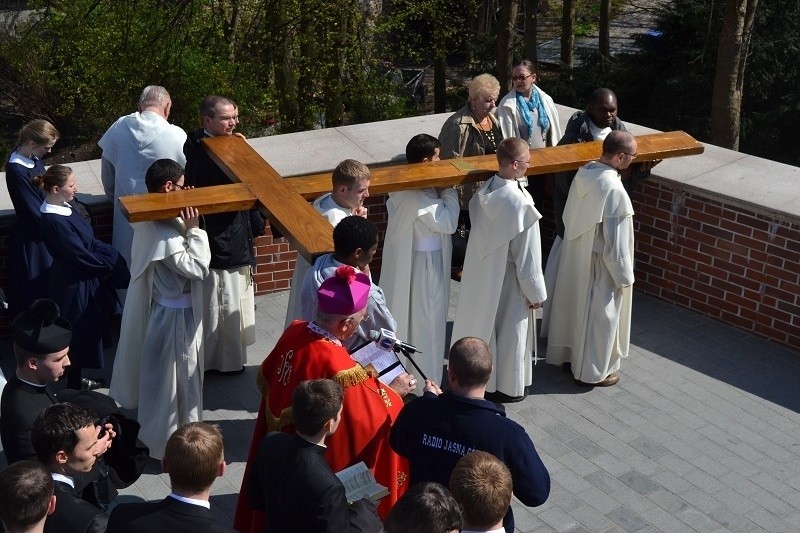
[120,131,704,262]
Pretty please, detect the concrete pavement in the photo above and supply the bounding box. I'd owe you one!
[2,284,799,532]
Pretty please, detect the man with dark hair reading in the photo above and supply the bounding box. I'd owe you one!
[390,337,550,533]
[110,158,210,459]
[0,460,56,533]
[381,134,458,393]
[449,451,513,533]
[107,422,234,532]
[247,379,381,532]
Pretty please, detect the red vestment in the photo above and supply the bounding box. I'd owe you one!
[233,321,409,532]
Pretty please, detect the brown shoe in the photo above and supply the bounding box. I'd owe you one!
[597,373,619,386]
[574,373,619,387]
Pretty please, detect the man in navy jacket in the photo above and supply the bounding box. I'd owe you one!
[389,337,550,533]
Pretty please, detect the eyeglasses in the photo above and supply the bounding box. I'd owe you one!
[511,74,533,82]
[513,159,531,167]
[173,182,186,190]
[621,152,638,158]
[217,115,239,123]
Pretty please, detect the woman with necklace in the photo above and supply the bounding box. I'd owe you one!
[496,60,562,149]
[438,73,504,280]
[36,165,129,389]
[3,120,60,318]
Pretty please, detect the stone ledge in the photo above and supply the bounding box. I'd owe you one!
[2,107,798,223]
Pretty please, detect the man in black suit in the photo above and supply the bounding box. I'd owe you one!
[106,422,235,533]
[1,299,72,464]
[32,403,115,533]
[247,379,381,532]
[0,460,56,532]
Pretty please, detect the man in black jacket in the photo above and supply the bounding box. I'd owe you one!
[32,403,115,533]
[553,88,658,239]
[1,299,72,464]
[183,95,266,374]
[107,422,235,533]
[247,379,381,532]
[389,337,550,533]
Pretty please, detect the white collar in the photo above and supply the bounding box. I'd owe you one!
[307,322,343,346]
[40,201,72,216]
[168,493,210,509]
[51,473,74,488]
[589,120,612,141]
[8,151,36,168]
[16,375,48,388]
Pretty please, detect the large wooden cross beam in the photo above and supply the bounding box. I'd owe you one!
[120,131,704,262]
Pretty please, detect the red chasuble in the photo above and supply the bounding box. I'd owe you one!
[233,321,409,532]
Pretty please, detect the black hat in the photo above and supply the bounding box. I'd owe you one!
[12,299,72,355]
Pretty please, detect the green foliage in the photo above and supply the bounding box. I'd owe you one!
[0,0,276,146]
[546,0,800,167]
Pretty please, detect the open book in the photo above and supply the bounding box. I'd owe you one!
[349,342,405,385]
[335,461,390,503]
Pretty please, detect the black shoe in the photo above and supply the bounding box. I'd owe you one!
[485,391,527,403]
[81,378,106,391]
[205,366,246,376]
[562,362,571,373]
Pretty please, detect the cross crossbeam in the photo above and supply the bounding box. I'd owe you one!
[119,130,704,261]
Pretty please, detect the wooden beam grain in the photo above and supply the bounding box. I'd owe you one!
[120,183,256,223]
[288,131,704,199]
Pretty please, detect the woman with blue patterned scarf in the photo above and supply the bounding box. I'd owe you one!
[496,60,562,149]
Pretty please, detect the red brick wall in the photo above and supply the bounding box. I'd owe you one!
[631,180,800,350]
[2,184,798,351]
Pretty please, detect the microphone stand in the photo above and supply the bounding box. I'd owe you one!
[395,346,427,382]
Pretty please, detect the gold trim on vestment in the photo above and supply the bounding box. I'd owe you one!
[258,364,370,432]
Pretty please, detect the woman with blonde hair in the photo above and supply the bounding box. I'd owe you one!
[438,73,504,160]
[36,165,129,389]
[437,73,505,279]
[3,119,60,317]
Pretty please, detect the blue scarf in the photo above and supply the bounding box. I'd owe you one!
[516,89,550,140]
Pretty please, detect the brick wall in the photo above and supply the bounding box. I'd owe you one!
[2,182,798,351]
[631,180,800,350]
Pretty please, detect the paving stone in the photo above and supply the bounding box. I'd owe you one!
[7,285,793,533]
[537,505,582,532]
[605,506,650,532]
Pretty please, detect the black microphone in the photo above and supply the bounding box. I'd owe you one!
[367,329,422,354]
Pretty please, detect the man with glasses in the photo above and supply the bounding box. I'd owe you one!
[111,159,210,460]
[450,137,546,403]
[544,130,638,387]
[99,85,187,267]
[183,96,266,375]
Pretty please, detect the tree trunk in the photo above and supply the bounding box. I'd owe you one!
[323,2,348,127]
[524,0,538,63]
[497,0,518,91]
[710,0,760,150]
[561,0,576,69]
[434,53,447,113]
[599,0,610,62]
[273,3,301,132]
